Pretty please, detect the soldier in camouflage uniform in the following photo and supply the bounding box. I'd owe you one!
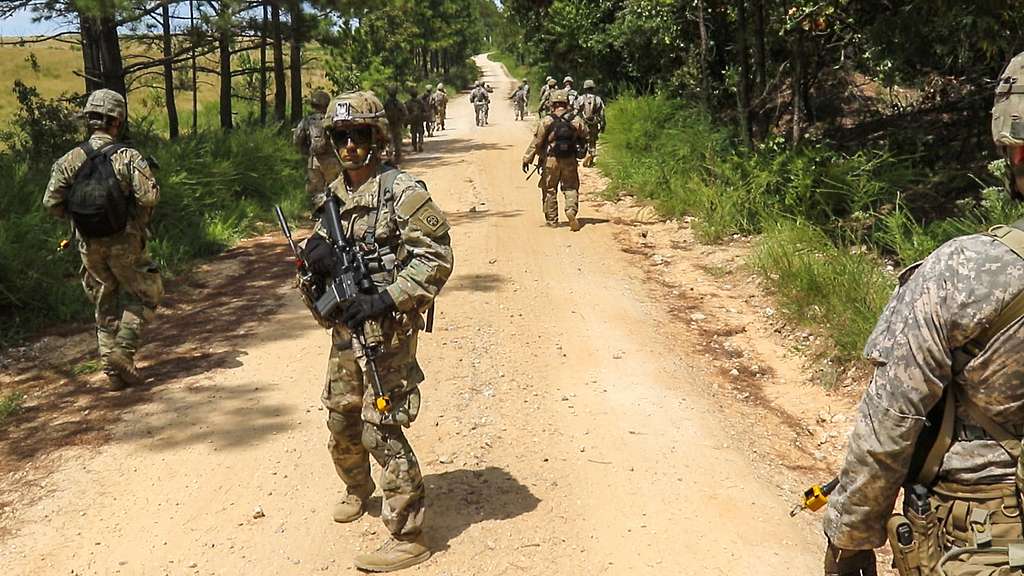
[522,89,588,231]
[42,89,163,390]
[306,91,453,572]
[562,76,578,109]
[430,83,448,131]
[538,77,557,116]
[404,87,425,153]
[383,86,407,165]
[823,51,1024,576]
[294,90,342,210]
[420,84,435,138]
[575,79,606,167]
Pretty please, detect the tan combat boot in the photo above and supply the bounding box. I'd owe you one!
[333,484,374,523]
[105,372,127,391]
[353,536,431,572]
[568,214,581,232]
[107,352,143,387]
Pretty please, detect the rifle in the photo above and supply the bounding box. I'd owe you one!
[274,201,393,420]
[526,160,542,181]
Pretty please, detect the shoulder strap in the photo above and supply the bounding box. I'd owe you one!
[959,389,1022,461]
[363,167,403,245]
[916,388,955,486]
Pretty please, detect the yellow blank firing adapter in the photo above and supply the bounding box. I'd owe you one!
[375,395,392,413]
[791,477,839,517]
[58,239,71,252]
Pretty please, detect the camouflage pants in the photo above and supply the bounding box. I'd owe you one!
[322,316,426,538]
[539,156,580,223]
[891,483,1024,576]
[307,155,342,211]
[389,127,404,164]
[79,230,163,375]
[424,115,434,137]
[435,106,446,130]
[409,123,424,152]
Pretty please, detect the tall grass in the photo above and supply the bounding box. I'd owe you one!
[0,124,306,344]
[600,94,1011,363]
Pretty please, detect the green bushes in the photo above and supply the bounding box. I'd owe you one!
[0,120,305,344]
[600,95,1012,361]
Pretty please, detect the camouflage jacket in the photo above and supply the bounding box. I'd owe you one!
[420,93,434,115]
[293,112,324,156]
[430,90,448,109]
[405,97,424,124]
[575,93,606,127]
[383,96,407,130]
[325,165,454,314]
[42,132,160,234]
[522,111,589,165]
[824,233,1024,549]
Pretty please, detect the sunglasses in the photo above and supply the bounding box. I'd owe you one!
[331,126,374,147]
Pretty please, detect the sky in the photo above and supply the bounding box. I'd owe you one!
[1,10,76,38]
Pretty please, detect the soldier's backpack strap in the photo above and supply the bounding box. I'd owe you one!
[363,166,403,246]
[914,220,1024,485]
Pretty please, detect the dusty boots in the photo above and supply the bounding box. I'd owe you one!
[333,484,374,523]
[353,535,431,572]
[568,214,581,232]
[107,352,143,387]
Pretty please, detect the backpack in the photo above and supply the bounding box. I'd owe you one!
[546,113,584,159]
[66,141,130,238]
[307,113,333,157]
[582,95,601,124]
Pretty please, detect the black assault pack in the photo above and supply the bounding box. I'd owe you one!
[66,141,130,238]
[545,112,585,159]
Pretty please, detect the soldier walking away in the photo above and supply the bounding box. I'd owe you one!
[562,76,578,109]
[304,91,453,572]
[511,83,528,121]
[404,87,425,153]
[522,89,588,232]
[431,83,448,131]
[470,80,490,126]
[383,86,407,166]
[294,90,342,211]
[420,84,435,138]
[821,51,1024,576]
[521,77,530,103]
[538,77,557,116]
[43,89,163,390]
[575,79,606,167]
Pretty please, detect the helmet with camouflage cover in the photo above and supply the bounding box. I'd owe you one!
[83,89,126,122]
[549,89,569,106]
[993,51,1024,200]
[547,78,556,87]
[474,80,482,88]
[323,91,389,169]
[563,76,574,85]
[583,79,596,90]
[545,76,553,83]
[436,82,445,91]
[308,90,330,111]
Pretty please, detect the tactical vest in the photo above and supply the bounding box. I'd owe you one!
[546,113,584,159]
[66,141,130,238]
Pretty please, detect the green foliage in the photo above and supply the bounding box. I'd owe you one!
[751,221,895,360]
[0,391,25,424]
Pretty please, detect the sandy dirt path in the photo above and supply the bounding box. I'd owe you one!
[0,54,825,575]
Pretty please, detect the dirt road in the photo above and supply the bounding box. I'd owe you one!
[0,54,827,575]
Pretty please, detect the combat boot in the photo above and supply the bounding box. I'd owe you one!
[105,372,127,391]
[107,352,143,387]
[333,483,374,523]
[568,214,581,232]
[353,535,431,572]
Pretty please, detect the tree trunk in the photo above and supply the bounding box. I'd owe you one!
[78,13,103,93]
[260,2,268,124]
[161,0,179,139]
[190,0,198,133]
[218,26,233,130]
[734,0,753,150]
[272,2,286,122]
[752,0,769,138]
[98,14,126,96]
[792,29,804,146]
[696,0,710,110]
[288,0,303,124]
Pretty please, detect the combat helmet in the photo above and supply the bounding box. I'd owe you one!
[993,51,1024,200]
[549,89,569,106]
[563,76,574,85]
[583,79,596,90]
[308,90,330,111]
[436,82,445,91]
[83,89,126,122]
[323,91,389,168]
[475,80,482,88]
[547,78,557,87]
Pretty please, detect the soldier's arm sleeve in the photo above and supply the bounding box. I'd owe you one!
[385,179,454,312]
[42,153,75,219]
[523,119,548,164]
[293,119,308,153]
[823,235,1022,549]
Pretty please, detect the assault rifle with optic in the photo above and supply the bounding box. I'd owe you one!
[274,199,393,420]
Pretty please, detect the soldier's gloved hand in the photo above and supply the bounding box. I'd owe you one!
[302,235,335,276]
[341,292,395,328]
[522,161,530,174]
[824,541,876,576]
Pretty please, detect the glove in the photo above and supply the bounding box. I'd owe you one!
[340,292,396,328]
[824,542,876,576]
[522,161,531,174]
[302,234,334,276]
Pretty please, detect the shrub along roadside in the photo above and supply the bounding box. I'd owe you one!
[0,122,306,345]
[599,95,1016,363]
